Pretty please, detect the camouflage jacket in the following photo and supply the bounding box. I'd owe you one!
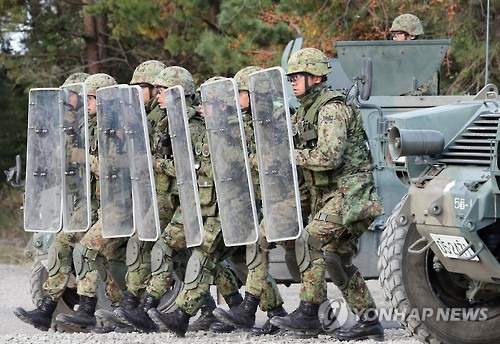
[293,85,371,188]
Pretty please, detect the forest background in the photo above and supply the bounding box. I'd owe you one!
[0,0,498,261]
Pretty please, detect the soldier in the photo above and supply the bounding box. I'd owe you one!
[147,74,254,337]
[54,73,130,332]
[114,69,242,333]
[92,60,168,333]
[390,14,437,95]
[211,67,290,336]
[268,48,384,341]
[13,72,91,331]
[390,13,424,41]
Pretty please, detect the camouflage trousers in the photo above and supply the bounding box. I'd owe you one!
[299,188,376,313]
[76,217,127,302]
[125,180,178,297]
[175,216,241,316]
[43,231,84,300]
[146,209,240,308]
[244,222,287,312]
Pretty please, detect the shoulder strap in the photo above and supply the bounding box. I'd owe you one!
[304,90,345,124]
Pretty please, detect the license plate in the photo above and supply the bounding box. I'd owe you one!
[429,234,480,261]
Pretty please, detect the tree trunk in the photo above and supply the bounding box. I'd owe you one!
[82,0,107,74]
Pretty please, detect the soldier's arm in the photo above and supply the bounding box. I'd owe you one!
[295,102,349,171]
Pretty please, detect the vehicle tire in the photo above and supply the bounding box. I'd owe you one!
[30,258,112,331]
[378,196,500,344]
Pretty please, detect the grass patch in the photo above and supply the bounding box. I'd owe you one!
[0,186,31,264]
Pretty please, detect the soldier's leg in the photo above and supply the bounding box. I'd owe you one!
[13,231,84,331]
[149,216,233,337]
[55,219,126,330]
[271,195,345,337]
[189,260,243,332]
[115,208,186,333]
[213,221,285,331]
[327,220,383,341]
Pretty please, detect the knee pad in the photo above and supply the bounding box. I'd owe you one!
[126,237,152,272]
[47,245,72,277]
[284,249,301,282]
[295,233,323,273]
[324,252,357,291]
[105,259,128,292]
[73,243,103,280]
[184,250,216,290]
[246,243,268,270]
[150,240,174,276]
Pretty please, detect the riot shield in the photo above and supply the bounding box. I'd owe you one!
[122,85,160,241]
[249,67,303,242]
[96,85,134,238]
[165,86,204,248]
[24,88,63,232]
[200,78,259,246]
[59,83,92,232]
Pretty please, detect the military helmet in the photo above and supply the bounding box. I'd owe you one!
[390,14,424,36]
[197,76,226,93]
[130,60,166,85]
[84,73,117,96]
[62,72,90,87]
[153,66,195,95]
[234,66,262,92]
[286,48,331,76]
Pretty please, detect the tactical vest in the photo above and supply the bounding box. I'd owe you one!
[294,89,371,188]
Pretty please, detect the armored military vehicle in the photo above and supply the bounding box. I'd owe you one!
[333,40,499,343]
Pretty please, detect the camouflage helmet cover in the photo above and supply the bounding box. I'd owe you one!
[130,60,167,85]
[84,73,117,96]
[234,66,262,91]
[61,72,90,87]
[390,14,424,36]
[286,48,332,76]
[197,76,226,93]
[153,66,196,95]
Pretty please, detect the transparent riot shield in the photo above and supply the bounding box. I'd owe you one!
[96,85,134,238]
[24,88,63,232]
[165,86,204,247]
[200,78,259,246]
[249,67,303,242]
[59,83,92,232]
[122,85,160,241]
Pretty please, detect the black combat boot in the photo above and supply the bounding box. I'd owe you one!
[187,294,217,331]
[212,292,259,329]
[210,292,243,333]
[13,296,58,331]
[92,291,140,333]
[252,305,287,335]
[148,306,191,337]
[270,300,320,337]
[333,310,385,341]
[114,293,159,332]
[55,296,98,332]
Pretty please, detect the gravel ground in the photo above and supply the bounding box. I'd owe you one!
[0,264,421,344]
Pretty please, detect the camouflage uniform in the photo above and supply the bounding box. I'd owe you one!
[13,73,91,332]
[114,69,241,334]
[53,74,130,332]
[43,72,92,301]
[270,48,384,341]
[147,74,248,337]
[76,74,127,301]
[122,60,169,299]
